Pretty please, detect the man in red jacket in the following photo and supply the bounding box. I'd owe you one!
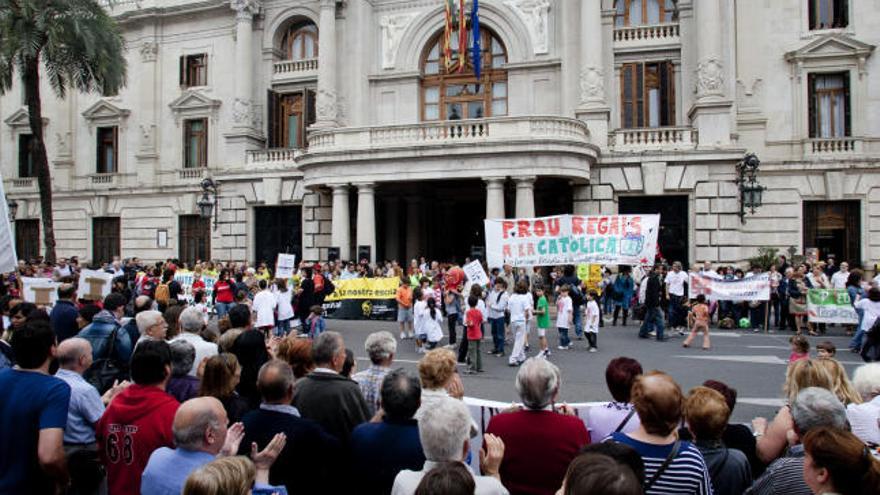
[97,340,179,495]
[486,357,590,495]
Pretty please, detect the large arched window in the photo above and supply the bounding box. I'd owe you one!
[282,23,318,60]
[615,0,677,27]
[421,29,507,121]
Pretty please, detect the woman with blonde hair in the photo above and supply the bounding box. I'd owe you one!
[415,348,465,420]
[814,358,862,405]
[183,433,287,495]
[753,359,834,464]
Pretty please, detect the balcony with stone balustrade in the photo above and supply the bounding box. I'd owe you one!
[613,22,681,53]
[609,126,698,152]
[272,58,319,83]
[803,137,863,159]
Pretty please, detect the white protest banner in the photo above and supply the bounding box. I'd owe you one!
[0,173,17,273]
[807,289,859,324]
[78,269,113,301]
[275,254,297,280]
[173,271,217,306]
[688,272,771,302]
[22,278,61,307]
[484,214,660,268]
[463,260,489,286]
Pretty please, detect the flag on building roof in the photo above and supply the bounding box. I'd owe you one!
[444,0,454,70]
[471,0,481,80]
[457,0,467,72]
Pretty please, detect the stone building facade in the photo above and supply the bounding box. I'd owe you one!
[1,0,878,269]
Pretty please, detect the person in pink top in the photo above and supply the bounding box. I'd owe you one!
[789,335,810,364]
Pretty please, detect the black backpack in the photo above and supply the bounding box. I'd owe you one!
[569,283,585,306]
[83,327,126,394]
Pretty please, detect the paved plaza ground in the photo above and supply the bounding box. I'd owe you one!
[324,318,862,424]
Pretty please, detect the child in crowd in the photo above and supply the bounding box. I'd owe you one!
[306,304,325,339]
[413,287,427,353]
[396,278,414,340]
[556,285,573,350]
[816,341,837,359]
[422,298,444,351]
[192,291,209,325]
[534,286,551,357]
[789,335,810,363]
[585,290,601,352]
[683,294,711,350]
[464,296,484,374]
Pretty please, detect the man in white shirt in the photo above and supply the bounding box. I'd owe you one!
[830,262,849,289]
[507,281,533,366]
[171,307,218,377]
[698,261,721,280]
[252,279,277,333]
[664,262,689,334]
[392,397,507,495]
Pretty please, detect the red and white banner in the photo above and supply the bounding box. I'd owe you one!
[688,272,771,301]
[484,214,660,268]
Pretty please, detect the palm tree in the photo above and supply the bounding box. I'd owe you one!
[0,0,126,263]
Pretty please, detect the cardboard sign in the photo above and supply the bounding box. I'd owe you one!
[688,273,771,302]
[78,269,113,302]
[463,260,490,286]
[275,254,297,280]
[22,278,61,307]
[484,214,660,268]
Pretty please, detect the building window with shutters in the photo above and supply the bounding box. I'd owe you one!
[266,90,315,149]
[18,134,35,178]
[179,215,211,264]
[15,219,40,262]
[96,126,118,174]
[809,0,848,30]
[809,72,850,138]
[92,217,120,265]
[620,61,675,128]
[180,54,208,88]
[615,0,677,27]
[282,23,318,61]
[184,119,208,168]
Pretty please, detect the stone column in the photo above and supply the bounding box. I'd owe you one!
[572,183,592,215]
[514,176,536,218]
[314,0,338,128]
[355,182,376,263]
[575,0,610,148]
[405,197,422,261]
[230,0,261,130]
[484,177,506,219]
[331,184,350,260]
[689,0,732,147]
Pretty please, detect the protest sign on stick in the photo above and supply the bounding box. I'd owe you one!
[78,269,113,302]
[275,254,297,280]
[22,278,61,307]
[463,260,489,286]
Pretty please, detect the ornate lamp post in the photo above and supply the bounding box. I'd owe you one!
[197,178,219,230]
[735,153,765,223]
[7,199,18,224]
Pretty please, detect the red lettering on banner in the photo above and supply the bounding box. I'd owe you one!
[609,216,619,235]
[571,216,584,235]
[587,217,598,235]
[503,245,512,258]
[527,243,536,256]
[630,216,642,235]
[547,217,560,236]
[598,217,608,235]
[502,221,515,239]
[517,220,530,238]
[533,220,546,237]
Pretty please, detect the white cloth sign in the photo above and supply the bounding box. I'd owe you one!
[688,272,771,301]
[173,271,217,306]
[463,260,489,286]
[0,174,18,273]
[275,254,297,280]
[484,214,660,268]
[77,269,113,301]
[22,278,60,307]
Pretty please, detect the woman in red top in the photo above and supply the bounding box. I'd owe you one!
[213,269,234,318]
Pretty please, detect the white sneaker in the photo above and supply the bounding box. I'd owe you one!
[400,332,406,339]
[648,331,656,337]
[557,345,570,350]
[589,347,597,353]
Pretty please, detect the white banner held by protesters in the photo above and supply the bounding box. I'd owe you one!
[463,260,489,286]
[22,278,61,307]
[688,272,771,302]
[484,214,660,268]
[275,254,297,280]
[0,173,18,272]
[807,289,859,324]
[78,269,113,302]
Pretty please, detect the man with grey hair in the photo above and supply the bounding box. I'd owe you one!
[140,397,245,495]
[292,331,370,444]
[171,306,218,377]
[353,330,397,415]
[485,357,589,494]
[391,397,508,495]
[166,340,199,403]
[135,310,167,344]
[121,295,156,350]
[747,387,848,495]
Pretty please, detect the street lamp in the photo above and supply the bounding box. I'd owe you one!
[7,199,18,224]
[198,178,219,230]
[735,153,765,223]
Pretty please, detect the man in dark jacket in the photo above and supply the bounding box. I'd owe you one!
[638,265,665,341]
[49,284,80,342]
[239,360,338,494]
[230,305,270,409]
[77,292,132,365]
[292,331,369,445]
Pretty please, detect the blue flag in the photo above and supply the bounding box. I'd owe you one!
[471,0,481,80]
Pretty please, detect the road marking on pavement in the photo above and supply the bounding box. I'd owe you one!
[747,345,791,350]
[675,354,864,366]
[738,398,785,408]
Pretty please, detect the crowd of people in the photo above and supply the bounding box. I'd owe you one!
[0,254,879,494]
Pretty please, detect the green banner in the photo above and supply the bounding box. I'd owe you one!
[806,289,858,324]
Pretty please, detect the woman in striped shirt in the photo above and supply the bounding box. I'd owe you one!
[608,371,713,495]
